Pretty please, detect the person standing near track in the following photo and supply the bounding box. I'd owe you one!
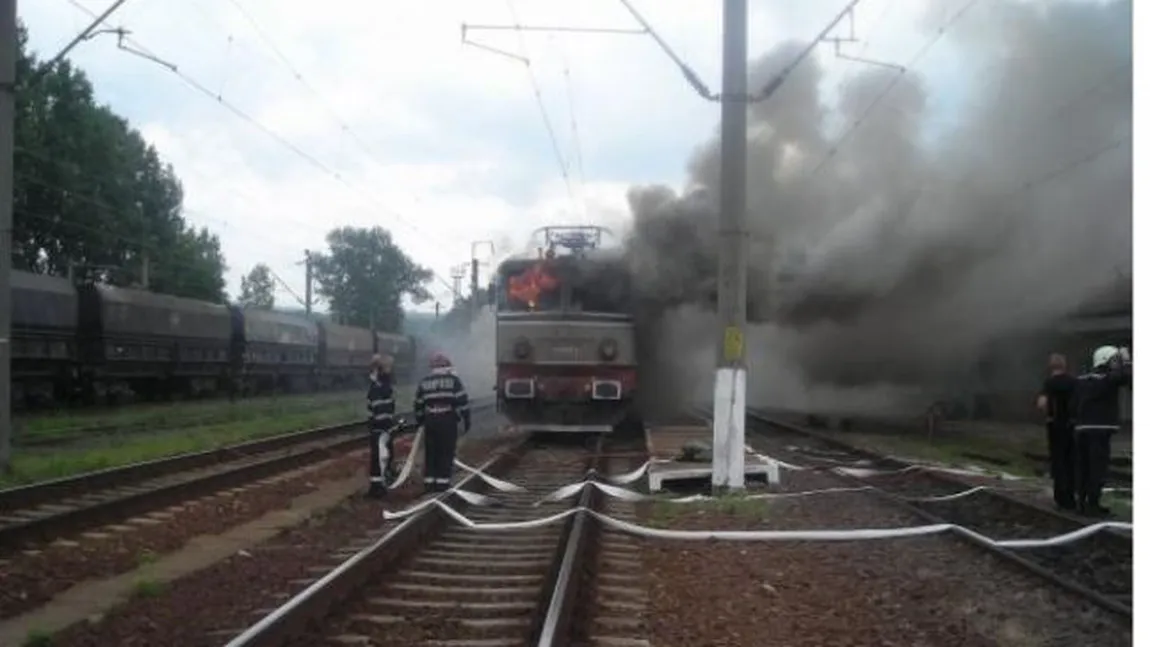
[366,353,397,499]
[413,352,471,493]
[1070,345,1131,517]
[1036,353,1077,511]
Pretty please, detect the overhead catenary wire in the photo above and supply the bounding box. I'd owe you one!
[14,154,456,309]
[552,36,588,208]
[803,0,984,182]
[36,0,131,74]
[221,0,420,202]
[12,148,451,306]
[501,0,582,221]
[615,0,716,101]
[14,144,338,259]
[58,0,460,293]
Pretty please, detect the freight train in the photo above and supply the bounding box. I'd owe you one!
[10,270,416,410]
[490,226,639,433]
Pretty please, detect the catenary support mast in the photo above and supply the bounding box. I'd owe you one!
[711,0,750,492]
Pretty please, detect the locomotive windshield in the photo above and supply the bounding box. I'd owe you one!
[495,256,630,315]
[498,260,562,312]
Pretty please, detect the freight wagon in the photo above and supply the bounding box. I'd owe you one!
[9,270,418,409]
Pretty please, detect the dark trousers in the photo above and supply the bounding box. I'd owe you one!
[423,418,460,490]
[368,427,395,489]
[1045,423,1075,507]
[1074,428,1112,508]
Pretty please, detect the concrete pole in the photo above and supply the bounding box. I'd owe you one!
[712,0,748,493]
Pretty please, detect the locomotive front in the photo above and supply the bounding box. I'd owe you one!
[492,228,637,433]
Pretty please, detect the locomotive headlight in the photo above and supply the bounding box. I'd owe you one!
[513,337,533,360]
[599,337,618,361]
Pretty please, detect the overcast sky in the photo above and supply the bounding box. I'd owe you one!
[19,0,1013,313]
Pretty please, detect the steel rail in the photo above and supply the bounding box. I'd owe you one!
[222,433,530,647]
[0,398,495,513]
[0,400,495,547]
[534,436,607,646]
[751,409,1127,533]
[743,411,1132,618]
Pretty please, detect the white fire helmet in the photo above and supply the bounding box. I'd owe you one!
[1091,345,1129,368]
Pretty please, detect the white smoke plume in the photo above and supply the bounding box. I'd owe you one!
[625,0,1132,416]
[417,307,498,398]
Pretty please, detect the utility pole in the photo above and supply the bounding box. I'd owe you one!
[0,0,13,471]
[450,264,466,306]
[462,0,870,493]
[708,0,865,493]
[712,0,749,493]
[303,250,312,316]
[470,258,479,307]
[470,240,494,314]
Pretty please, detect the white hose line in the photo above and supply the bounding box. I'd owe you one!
[386,428,424,490]
[388,498,1132,547]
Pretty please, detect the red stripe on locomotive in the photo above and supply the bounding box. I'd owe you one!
[497,363,637,397]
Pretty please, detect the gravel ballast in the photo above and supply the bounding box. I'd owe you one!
[48,433,518,647]
[0,451,367,621]
[640,466,1131,646]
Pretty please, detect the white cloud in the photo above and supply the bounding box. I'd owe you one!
[19,0,952,314]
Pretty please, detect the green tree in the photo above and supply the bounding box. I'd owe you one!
[12,21,227,302]
[238,263,276,309]
[312,226,433,331]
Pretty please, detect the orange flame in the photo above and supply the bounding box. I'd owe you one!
[507,262,559,309]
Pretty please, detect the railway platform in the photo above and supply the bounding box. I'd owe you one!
[645,424,778,492]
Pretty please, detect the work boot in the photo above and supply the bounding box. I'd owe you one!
[1078,496,1111,517]
[1083,504,1112,518]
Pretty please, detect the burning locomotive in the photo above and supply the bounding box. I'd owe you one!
[489,226,639,433]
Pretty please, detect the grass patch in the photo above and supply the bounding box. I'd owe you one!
[0,386,414,488]
[1101,492,1133,521]
[834,431,1045,476]
[22,629,53,647]
[130,578,166,599]
[647,492,771,528]
[826,429,1136,517]
[15,388,406,441]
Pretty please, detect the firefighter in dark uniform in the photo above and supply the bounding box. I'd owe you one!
[1071,345,1131,517]
[366,354,397,499]
[1036,353,1077,510]
[413,352,471,492]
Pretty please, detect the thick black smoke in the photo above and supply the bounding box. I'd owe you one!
[625,0,1132,414]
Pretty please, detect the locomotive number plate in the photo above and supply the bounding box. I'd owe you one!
[552,345,578,358]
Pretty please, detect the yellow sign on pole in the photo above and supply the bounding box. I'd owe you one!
[723,326,744,362]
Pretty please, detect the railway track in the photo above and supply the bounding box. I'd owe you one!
[745,410,1133,619]
[220,433,629,647]
[0,399,495,549]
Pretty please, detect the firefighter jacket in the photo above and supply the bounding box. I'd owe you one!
[413,367,471,431]
[367,371,396,431]
[1072,361,1131,432]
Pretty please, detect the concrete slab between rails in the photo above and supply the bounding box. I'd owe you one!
[0,475,366,645]
[645,424,775,492]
